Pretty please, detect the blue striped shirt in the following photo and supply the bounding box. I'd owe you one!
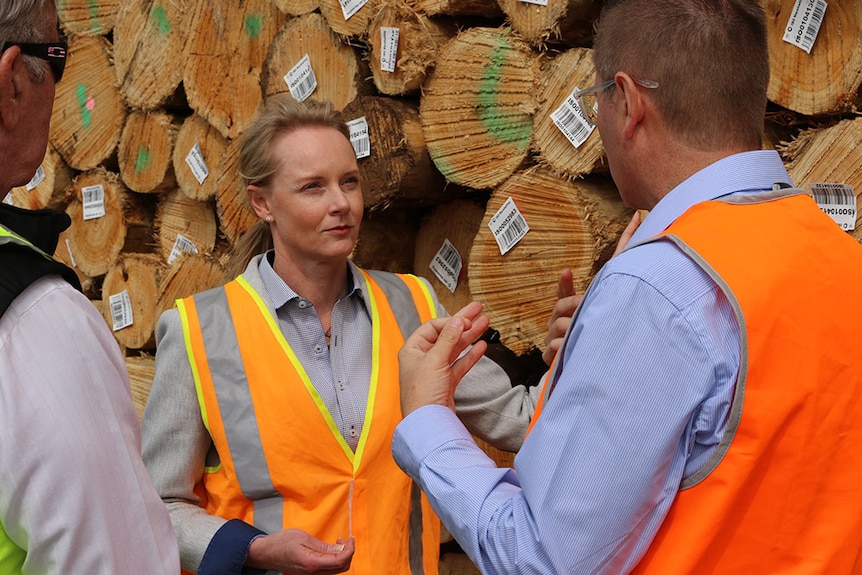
[392,150,794,573]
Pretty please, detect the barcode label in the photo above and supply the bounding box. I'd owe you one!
[429,239,463,293]
[81,184,106,220]
[284,54,318,102]
[167,233,199,264]
[782,0,827,54]
[26,165,46,191]
[346,116,371,159]
[489,197,529,255]
[810,182,856,231]
[380,27,400,73]
[185,139,209,185]
[551,90,595,149]
[519,0,548,5]
[109,290,134,331]
[339,0,368,20]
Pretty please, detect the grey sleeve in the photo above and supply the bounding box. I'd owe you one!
[141,307,228,573]
[454,356,543,453]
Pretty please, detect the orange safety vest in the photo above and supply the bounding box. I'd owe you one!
[534,191,862,573]
[177,269,440,575]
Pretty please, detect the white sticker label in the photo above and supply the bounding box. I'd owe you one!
[81,184,106,220]
[65,238,77,268]
[488,197,529,255]
[782,0,827,54]
[346,116,371,159]
[3,194,13,206]
[109,290,134,331]
[519,0,548,5]
[380,27,400,73]
[185,139,209,185]
[810,182,856,231]
[551,89,596,149]
[167,233,200,265]
[284,54,318,102]
[339,0,368,20]
[430,239,463,293]
[26,165,46,191]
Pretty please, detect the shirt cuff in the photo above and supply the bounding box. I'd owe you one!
[392,405,473,476]
[198,519,267,575]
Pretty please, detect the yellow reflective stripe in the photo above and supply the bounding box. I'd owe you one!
[235,275,357,466]
[0,518,25,574]
[404,273,438,320]
[177,298,212,437]
[353,272,382,475]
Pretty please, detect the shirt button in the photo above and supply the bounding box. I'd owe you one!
[314,344,324,354]
[298,300,308,309]
[338,381,345,391]
[350,426,357,437]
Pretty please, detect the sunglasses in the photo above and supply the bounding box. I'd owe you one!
[1,37,67,83]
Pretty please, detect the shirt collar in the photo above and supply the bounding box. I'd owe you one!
[258,250,366,309]
[631,150,794,243]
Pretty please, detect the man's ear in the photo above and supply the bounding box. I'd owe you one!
[246,184,271,221]
[618,72,647,140]
[0,46,24,131]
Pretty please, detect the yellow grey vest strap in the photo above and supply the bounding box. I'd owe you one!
[193,286,283,535]
[364,270,424,340]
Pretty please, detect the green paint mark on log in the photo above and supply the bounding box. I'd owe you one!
[150,5,172,35]
[477,36,532,149]
[135,147,152,174]
[245,14,263,39]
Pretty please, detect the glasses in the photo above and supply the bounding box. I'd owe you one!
[572,76,659,124]
[1,38,68,83]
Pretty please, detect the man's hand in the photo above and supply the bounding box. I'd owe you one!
[246,529,354,574]
[542,211,642,366]
[399,301,490,417]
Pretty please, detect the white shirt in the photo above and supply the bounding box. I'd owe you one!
[0,275,179,573]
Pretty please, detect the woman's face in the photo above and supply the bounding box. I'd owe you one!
[248,125,364,267]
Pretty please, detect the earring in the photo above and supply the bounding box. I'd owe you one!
[265,216,273,222]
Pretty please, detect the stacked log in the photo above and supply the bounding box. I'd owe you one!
[497,0,601,47]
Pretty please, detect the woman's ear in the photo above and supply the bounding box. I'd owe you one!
[246,184,271,221]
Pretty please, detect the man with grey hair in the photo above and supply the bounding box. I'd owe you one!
[0,1,179,571]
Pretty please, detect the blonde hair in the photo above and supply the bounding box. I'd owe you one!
[238,95,350,188]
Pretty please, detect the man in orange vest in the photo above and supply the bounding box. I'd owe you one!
[392,1,862,573]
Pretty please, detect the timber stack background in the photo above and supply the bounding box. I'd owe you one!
[11,1,861,572]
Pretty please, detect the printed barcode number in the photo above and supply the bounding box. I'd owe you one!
[109,291,134,332]
[284,54,317,102]
[551,96,593,148]
[501,212,527,250]
[439,242,459,268]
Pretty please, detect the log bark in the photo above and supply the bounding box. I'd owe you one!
[341,95,446,211]
[366,0,456,96]
[411,0,503,18]
[64,168,129,277]
[49,35,126,171]
[261,12,368,111]
[126,354,156,420]
[57,0,120,36]
[154,189,218,264]
[413,199,485,313]
[318,0,384,38]
[533,47,606,179]
[172,114,229,201]
[183,0,283,139]
[763,0,862,116]
[100,253,163,350]
[114,0,190,110]
[420,27,539,189]
[214,138,258,246]
[779,117,862,243]
[8,146,72,211]
[497,0,601,47]
[118,109,179,194]
[469,166,631,354]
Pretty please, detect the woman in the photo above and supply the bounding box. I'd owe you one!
[141,95,541,575]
